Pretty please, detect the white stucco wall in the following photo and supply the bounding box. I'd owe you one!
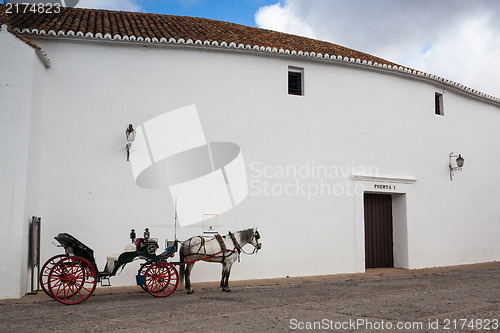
[0,27,45,298]
[2,34,500,298]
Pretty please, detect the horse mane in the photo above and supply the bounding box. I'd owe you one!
[236,228,254,244]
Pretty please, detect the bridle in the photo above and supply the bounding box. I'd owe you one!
[244,230,262,255]
[253,230,261,251]
[229,230,262,257]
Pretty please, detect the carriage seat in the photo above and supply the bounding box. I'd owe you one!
[105,243,137,273]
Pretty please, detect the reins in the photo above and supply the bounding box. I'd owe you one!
[180,250,228,265]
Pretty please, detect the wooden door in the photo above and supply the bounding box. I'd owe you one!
[364,193,394,268]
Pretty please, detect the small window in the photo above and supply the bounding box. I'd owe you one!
[288,67,303,96]
[435,92,444,115]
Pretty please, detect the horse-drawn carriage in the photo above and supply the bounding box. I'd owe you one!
[40,227,261,305]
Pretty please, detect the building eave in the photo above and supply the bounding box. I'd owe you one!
[3,3,497,105]
[2,24,51,68]
[20,27,500,107]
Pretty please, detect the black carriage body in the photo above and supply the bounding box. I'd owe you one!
[54,233,97,266]
[54,233,177,277]
[107,239,178,276]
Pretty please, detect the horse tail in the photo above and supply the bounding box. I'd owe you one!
[178,244,185,288]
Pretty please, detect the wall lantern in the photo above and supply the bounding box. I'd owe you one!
[449,152,464,180]
[125,124,136,161]
[130,229,136,243]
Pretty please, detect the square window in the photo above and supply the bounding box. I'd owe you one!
[288,67,303,96]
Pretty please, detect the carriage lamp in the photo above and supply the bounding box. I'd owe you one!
[130,229,136,243]
[144,228,150,240]
[125,124,136,161]
[449,153,465,180]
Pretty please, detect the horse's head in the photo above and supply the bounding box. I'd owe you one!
[250,228,262,253]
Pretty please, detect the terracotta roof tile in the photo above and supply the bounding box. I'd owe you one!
[0,5,398,65]
[0,4,498,103]
[7,26,40,50]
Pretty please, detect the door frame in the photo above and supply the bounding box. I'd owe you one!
[352,175,415,271]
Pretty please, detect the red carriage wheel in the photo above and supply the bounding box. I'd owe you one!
[40,254,67,297]
[144,262,178,297]
[47,256,97,305]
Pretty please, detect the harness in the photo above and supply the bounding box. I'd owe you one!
[216,233,232,263]
[182,234,236,264]
[228,231,242,262]
[182,230,259,264]
[215,234,226,251]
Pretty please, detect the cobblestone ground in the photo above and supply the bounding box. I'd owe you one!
[1,262,499,332]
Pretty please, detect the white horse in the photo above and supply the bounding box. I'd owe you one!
[179,228,261,293]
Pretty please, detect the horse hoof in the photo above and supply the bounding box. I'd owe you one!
[187,289,194,294]
[222,288,231,292]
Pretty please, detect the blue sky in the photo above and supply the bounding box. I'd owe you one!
[140,0,277,27]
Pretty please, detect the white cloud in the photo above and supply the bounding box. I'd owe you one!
[255,2,317,39]
[255,0,500,97]
[411,13,500,96]
[76,0,141,11]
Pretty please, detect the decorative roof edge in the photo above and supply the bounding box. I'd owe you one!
[12,26,499,104]
[2,24,51,68]
[35,48,51,68]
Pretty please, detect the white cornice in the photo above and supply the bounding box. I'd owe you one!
[352,175,417,184]
[13,27,500,106]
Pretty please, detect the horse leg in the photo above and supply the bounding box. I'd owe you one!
[222,269,231,292]
[184,262,195,294]
[219,269,230,290]
[219,271,225,289]
[221,261,232,292]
